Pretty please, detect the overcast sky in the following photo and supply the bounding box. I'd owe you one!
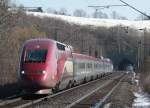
[12,0,150,20]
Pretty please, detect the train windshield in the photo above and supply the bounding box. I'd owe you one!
[25,49,47,63]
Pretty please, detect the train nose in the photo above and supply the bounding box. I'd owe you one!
[20,70,47,87]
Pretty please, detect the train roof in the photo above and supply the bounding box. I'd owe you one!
[72,53,112,64]
[24,38,54,44]
[73,53,97,61]
[24,38,71,47]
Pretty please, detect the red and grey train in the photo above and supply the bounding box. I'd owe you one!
[19,39,113,94]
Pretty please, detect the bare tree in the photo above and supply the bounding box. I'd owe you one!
[111,11,127,20]
[59,8,68,15]
[111,11,119,19]
[0,0,9,6]
[92,10,108,19]
[47,8,56,14]
[73,9,87,17]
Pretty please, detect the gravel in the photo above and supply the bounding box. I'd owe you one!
[103,74,137,108]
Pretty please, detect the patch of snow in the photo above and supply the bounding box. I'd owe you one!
[103,103,111,108]
[26,12,150,30]
[135,80,139,85]
[133,91,150,108]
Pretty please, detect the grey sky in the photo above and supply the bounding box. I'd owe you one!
[12,0,150,20]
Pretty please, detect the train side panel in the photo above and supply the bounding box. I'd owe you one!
[72,54,113,84]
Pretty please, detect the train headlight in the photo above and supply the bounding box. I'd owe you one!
[37,70,46,74]
[21,70,25,74]
[42,70,46,74]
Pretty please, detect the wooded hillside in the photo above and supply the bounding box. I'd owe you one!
[0,1,149,85]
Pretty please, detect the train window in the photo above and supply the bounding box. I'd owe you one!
[57,43,65,51]
[94,63,98,68]
[100,63,103,68]
[87,63,92,69]
[25,49,47,63]
[78,63,85,69]
[98,63,103,69]
[98,64,100,68]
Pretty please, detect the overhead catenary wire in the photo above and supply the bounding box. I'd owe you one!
[88,4,127,8]
[88,4,127,18]
[119,0,150,19]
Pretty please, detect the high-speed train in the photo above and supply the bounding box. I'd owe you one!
[18,39,113,94]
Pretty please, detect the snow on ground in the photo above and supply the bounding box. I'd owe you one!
[27,12,150,30]
[103,103,111,108]
[133,92,150,107]
[133,88,150,108]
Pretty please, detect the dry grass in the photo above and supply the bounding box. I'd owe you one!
[140,73,150,94]
[140,56,150,94]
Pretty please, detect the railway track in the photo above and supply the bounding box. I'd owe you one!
[69,73,125,108]
[0,93,26,106]
[30,72,124,108]
[0,72,124,108]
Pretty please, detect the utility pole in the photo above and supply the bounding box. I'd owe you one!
[138,28,147,58]
[54,28,58,41]
[53,27,62,41]
[137,41,141,69]
[89,46,92,56]
[137,28,147,70]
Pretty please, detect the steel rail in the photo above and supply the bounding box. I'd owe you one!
[0,93,25,106]
[94,74,125,108]
[65,74,124,108]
